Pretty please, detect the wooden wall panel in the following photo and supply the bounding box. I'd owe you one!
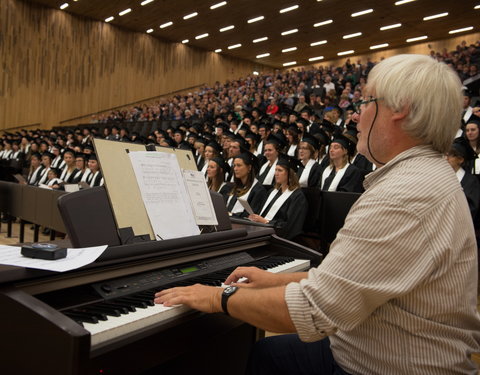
[305,32,480,72]
[0,0,267,130]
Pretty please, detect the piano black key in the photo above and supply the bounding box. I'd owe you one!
[100,301,136,313]
[114,297,149,308]
[64,311,99,324]
[72,308,108,321]
[86,305,122,317]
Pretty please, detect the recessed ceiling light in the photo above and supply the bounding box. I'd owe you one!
[146,28,154,33]
[281,29,298,36]
[195,33,209,39]
[60,3,69,10]
[228,44,241,49]
[119,8,131,16]
[279,5,299,13]
[314,19,332,27]
[423,12,448,21]
[395,0,415,4]
[309,56,324,61]
[220,25,235,32]
[282,47,297,53]
[253,71,260,76]
[248,16,264,23]
[406,35,428,42]
[253,37,268,43]
[256,53,270,58]
[351,9,373,17]
[141,0,154,5]
[475,5,480,9]
[105,16,114,22]
[160,21,173,28]
[370,43,389,49]
[283,61,296,66]
[182,39,189,44]
[380,23,401,31]
[338,50,354,56]
[449,26,474,34]
[183,12,198,20]
[310,40,327,46]
[215,49,222,53]
[343,32,362,39]
[210,1,227,9]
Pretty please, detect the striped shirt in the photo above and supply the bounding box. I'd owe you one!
[285,145,480,374]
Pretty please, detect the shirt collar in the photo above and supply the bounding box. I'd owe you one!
[363,145,439,190]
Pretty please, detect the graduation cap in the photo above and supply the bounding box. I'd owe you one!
[88,153,99,161]
[451,137,476,161]
[331,134,356,156]
[295,118,309,128]
[161,138,176,147]
[215,122,230,132]
[49,167,61,177]
[235,151,260,175]
[300,107,312,116]
[258,122,272,131]
[206,140,223,154]
[287,124,301,135]
[174,128,185,136]
[194,137,208,146]
[62,149,75,157]
[41,151,54,160]
[265,132,287,150]
[277,154,302,173]
[466,115,480,126]
[211,156,231,175]
[84,144,94,152]
[300,133,320,150]
[245,131,261,144]
[233,134,249,151]
[462,87,473,98]
[344,123,359,144]
[30,152,42,160]
[75,152,87,160]
[321,119,336,133]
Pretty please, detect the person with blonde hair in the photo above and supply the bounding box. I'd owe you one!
[156,54,480,375]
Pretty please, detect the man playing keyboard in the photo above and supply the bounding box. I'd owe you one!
[155,54,480,375]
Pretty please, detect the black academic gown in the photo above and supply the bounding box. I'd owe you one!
[226,182,267,218]
[352,153,373,177]
[297,162,323,188]
[260,188,307,240]
[319,164,364,193]
[461,172,480,227]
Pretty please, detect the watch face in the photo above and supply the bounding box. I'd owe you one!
[224,286,237,295]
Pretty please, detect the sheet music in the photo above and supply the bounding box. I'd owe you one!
[129,151,200,240]
[0,245,107,272]
[182,170,218,226]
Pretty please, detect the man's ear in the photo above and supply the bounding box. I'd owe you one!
[392,105,409,122]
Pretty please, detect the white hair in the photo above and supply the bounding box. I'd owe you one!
[367,54,462,153]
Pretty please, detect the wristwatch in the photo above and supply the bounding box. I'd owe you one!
[221,286,238,316]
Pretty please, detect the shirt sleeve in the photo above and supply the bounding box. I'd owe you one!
[285,195,436,342]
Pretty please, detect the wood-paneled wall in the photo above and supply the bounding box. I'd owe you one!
[0,0,267,131]
[305,32,480,71]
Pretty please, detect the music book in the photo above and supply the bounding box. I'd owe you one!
[128,151,217,240]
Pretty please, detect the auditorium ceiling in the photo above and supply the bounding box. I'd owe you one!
[31,0,480,68]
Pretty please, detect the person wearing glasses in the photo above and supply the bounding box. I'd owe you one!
[155,55,480,375]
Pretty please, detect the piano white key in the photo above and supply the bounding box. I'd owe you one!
[83,257,310,349]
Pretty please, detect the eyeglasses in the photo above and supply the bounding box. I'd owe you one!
[353,97,379,114]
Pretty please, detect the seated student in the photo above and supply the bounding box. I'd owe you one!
[201,140,223,177]
[257,133,287,188]
[297,134,323,188]
[193,137,207,171]
[286,125,300,157]
[25,152,44,186]
[71,153,90,183]
[446,137,480,221]
[59,149,79,183]
[206,157,231,198]
[249,155,307,240]
[86,153,104,187]
[37,151,54,185]
[44,168,63,188]
[311,127,331,169]
[318,134,364,193]
[226,152,266,217]
[343,124,374,176]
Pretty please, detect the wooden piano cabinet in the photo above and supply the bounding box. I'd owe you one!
[0,287,90,375]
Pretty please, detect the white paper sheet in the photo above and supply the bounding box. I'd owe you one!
[182,170,218,226]
[129,151,200,240]
[0,245,108,272]
[238,198,254,215]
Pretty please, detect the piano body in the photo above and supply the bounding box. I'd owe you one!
[0,226,321,375]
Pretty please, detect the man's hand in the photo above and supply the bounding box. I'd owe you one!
[224,266,281,288]
[154,284,222,313]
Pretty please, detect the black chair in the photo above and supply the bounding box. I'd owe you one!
[320,191,361,255]
[293,187,323,251]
